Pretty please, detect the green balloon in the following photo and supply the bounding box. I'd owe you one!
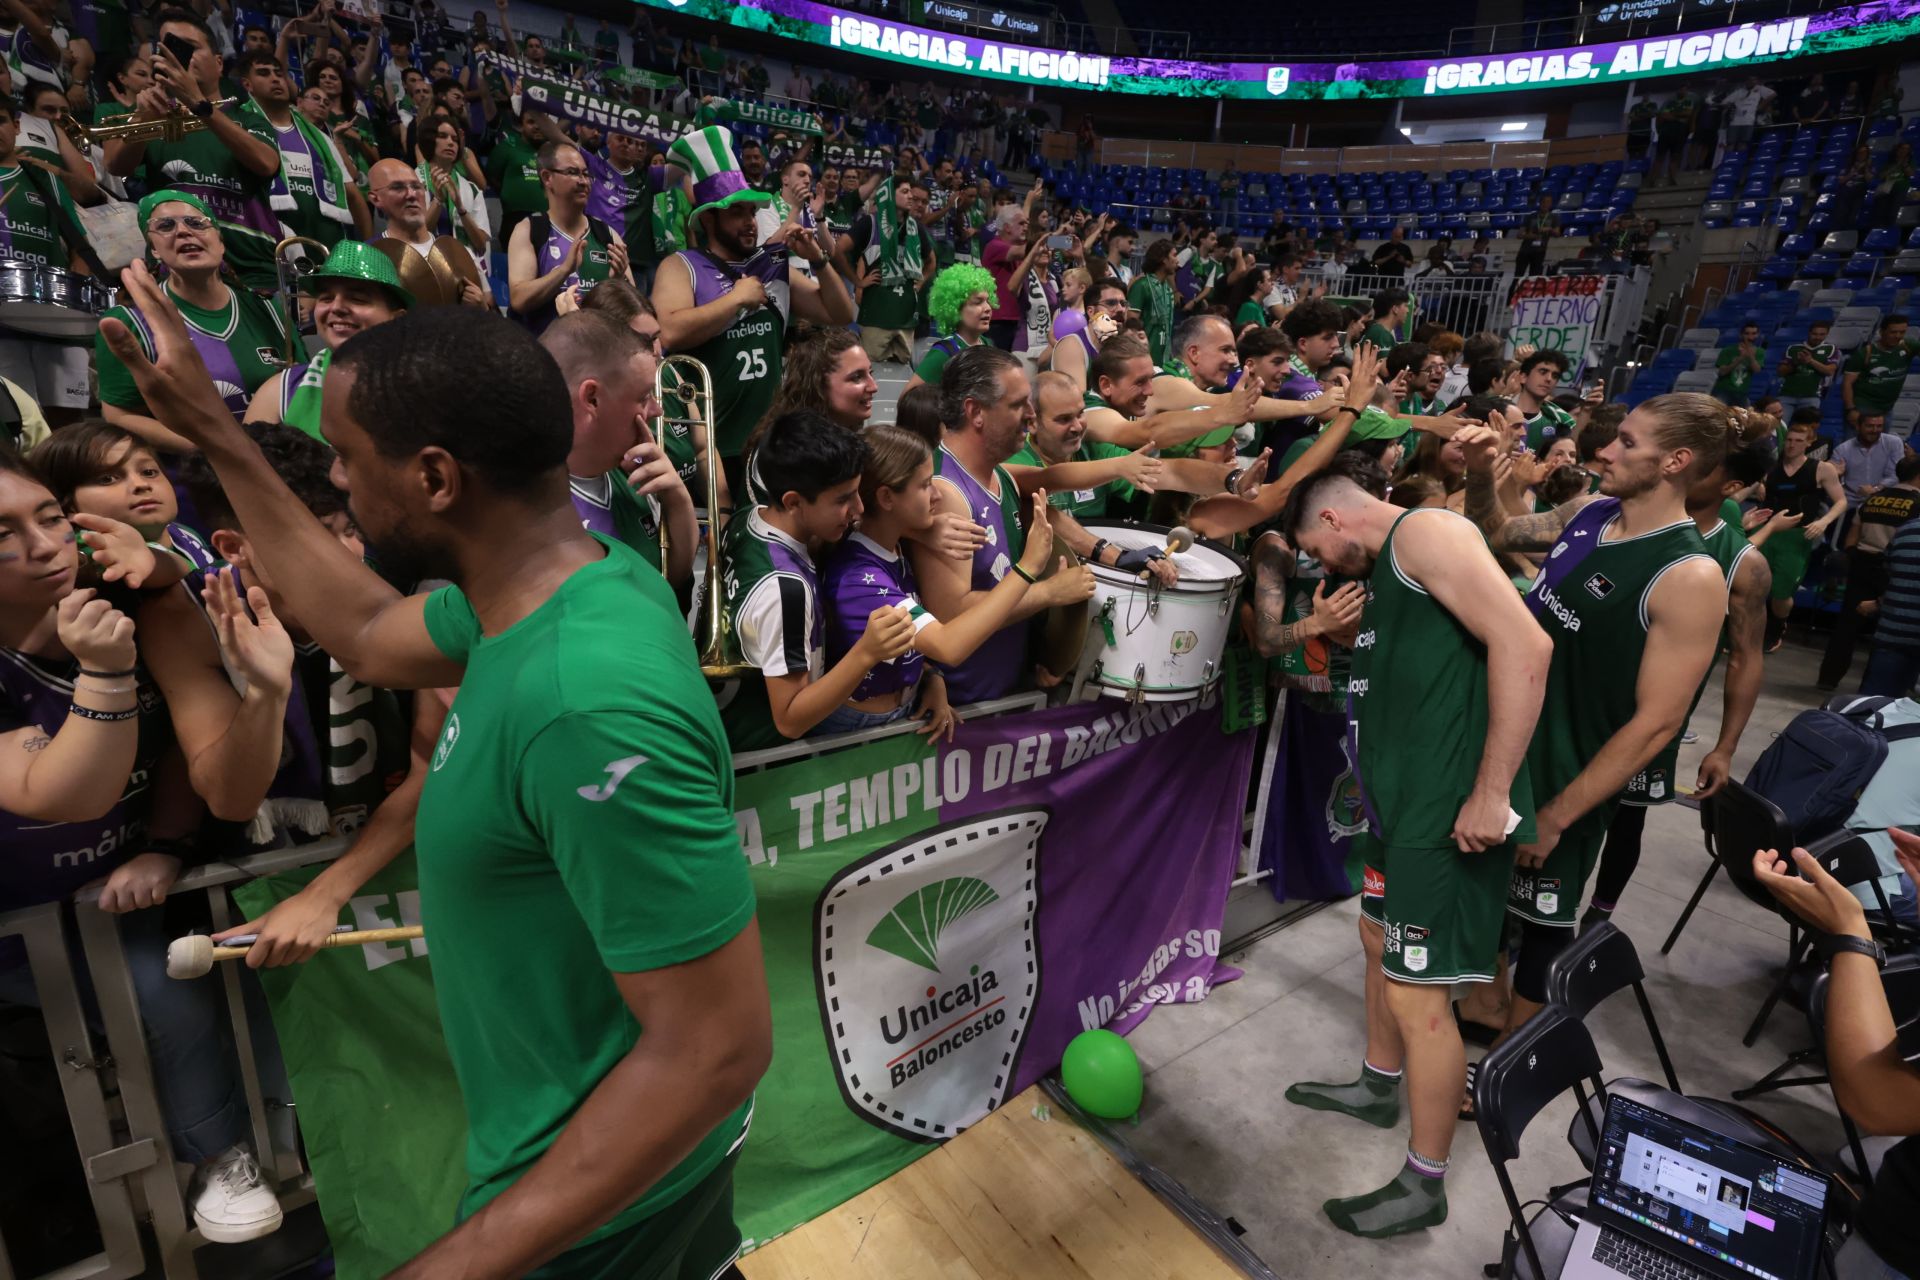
[1060,1029,1143,1119]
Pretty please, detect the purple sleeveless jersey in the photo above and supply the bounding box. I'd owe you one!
[935,447,1024,704]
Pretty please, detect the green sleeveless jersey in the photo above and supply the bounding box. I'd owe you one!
[1620,517,1752,806]
[1524,498,1716,838]
[670,250,790,459]
[1348,510,1536,848]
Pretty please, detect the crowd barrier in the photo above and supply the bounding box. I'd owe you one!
[2,690,1274,1278]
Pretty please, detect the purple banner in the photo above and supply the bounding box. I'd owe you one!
[1253,693,1368,903]
[732,692,1253,1238]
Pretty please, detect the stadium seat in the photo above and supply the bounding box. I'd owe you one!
[1866,228,1902,254]
[1822,230,1860,253]
[1673,370,1717,394]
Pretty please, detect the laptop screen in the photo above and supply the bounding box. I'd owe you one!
[1588,1095,1830,1280]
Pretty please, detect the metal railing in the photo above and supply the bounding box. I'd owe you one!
[0,690,1055,1278]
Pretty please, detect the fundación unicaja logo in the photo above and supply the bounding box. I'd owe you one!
[815,809,1046,1141]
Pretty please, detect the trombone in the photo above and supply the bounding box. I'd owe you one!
[656,353,749,679]
[274,234,330,366]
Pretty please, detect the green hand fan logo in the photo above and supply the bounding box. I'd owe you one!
[865,877,1002,972]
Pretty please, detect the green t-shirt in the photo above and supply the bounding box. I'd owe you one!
[1235,299,1267,330]
[1363,321,1398,352]
[1780,342,1836,398]
[417,538,754,1244]
[1006,438,1134,519]
[858,276,921,330]
[1845,339,1920,414]
[1524,400,1578,452]
[1128,274,1175,370]
[0,163,78,267]
[486,129,544,217]
[134,107,281,289]
[1713,344,1763,400]
[96,285,291,417]
[913,333,983,385]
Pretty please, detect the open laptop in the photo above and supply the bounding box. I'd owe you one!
[1565,1094,1830,1280]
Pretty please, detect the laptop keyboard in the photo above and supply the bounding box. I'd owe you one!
[1594,1227,1702,1279]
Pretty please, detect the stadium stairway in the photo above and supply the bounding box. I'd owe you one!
[1632,170,1716,315]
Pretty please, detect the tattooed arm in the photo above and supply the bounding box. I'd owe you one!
[1250,532,1365,656]
[1459,424,1597,551]
[1696,549,1771,798]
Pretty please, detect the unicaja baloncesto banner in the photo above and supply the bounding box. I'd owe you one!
[631,0,1920,99]
[233,697,1256,1275]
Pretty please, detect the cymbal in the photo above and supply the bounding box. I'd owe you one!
[427,236,484,297]
[370,237,450,307]
[1035,530,1090,680]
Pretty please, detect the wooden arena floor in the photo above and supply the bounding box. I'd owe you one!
[738,1086,1249,1279]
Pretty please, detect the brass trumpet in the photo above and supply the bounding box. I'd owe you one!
[657,353,748,679]
[58,98,240,150]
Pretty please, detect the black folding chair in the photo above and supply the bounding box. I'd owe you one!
[1547,921,1681,1094]
[1473,1007,1608,1280]
[1660,799,1723,957]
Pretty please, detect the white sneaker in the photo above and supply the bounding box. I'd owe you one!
[192,1145,284,1244]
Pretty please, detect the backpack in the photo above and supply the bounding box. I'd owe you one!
[1743,695,1920,840]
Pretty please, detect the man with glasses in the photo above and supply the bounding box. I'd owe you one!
[365,158,491,309]
[1048,276,1127,394]
[507,140,633,335]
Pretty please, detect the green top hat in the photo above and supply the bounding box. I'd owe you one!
[669,125,773,225]
[300,240,414,311]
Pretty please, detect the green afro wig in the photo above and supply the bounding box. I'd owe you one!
[928,264,998,336]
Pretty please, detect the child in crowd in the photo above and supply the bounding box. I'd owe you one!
[32,420,221,570]
[719,410,912,750]
[820,425,1056,737]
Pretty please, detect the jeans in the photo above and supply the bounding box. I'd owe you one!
[811,700,912,737]
[0,904,271,1164]
[1861,643,1920,697]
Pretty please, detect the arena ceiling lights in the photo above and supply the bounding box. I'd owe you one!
[636,0,1920,99]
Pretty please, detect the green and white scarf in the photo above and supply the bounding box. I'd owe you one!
[240,98,351,227]
[869,176,922,287]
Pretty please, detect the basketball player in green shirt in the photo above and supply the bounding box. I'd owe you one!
[1281,459,1550,1238]
[1462,393,1751,1043]
[103,272,770,1280]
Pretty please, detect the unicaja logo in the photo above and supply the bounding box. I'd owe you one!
[816,811,1046,1141]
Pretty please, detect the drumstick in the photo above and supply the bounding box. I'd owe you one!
[166,926,425,979]
[1163,525,1195,556]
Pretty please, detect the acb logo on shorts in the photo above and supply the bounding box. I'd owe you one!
[815,809,1045,1142]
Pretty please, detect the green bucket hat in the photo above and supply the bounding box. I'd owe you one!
[137,189,213,233]
[668,125,772,224]
[298,239,414,311]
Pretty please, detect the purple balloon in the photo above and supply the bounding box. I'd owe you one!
[1053,308,1088,342]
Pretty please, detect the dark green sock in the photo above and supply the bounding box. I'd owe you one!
[1283,1061,1401,1128]
[1324,1156,1449,1238]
